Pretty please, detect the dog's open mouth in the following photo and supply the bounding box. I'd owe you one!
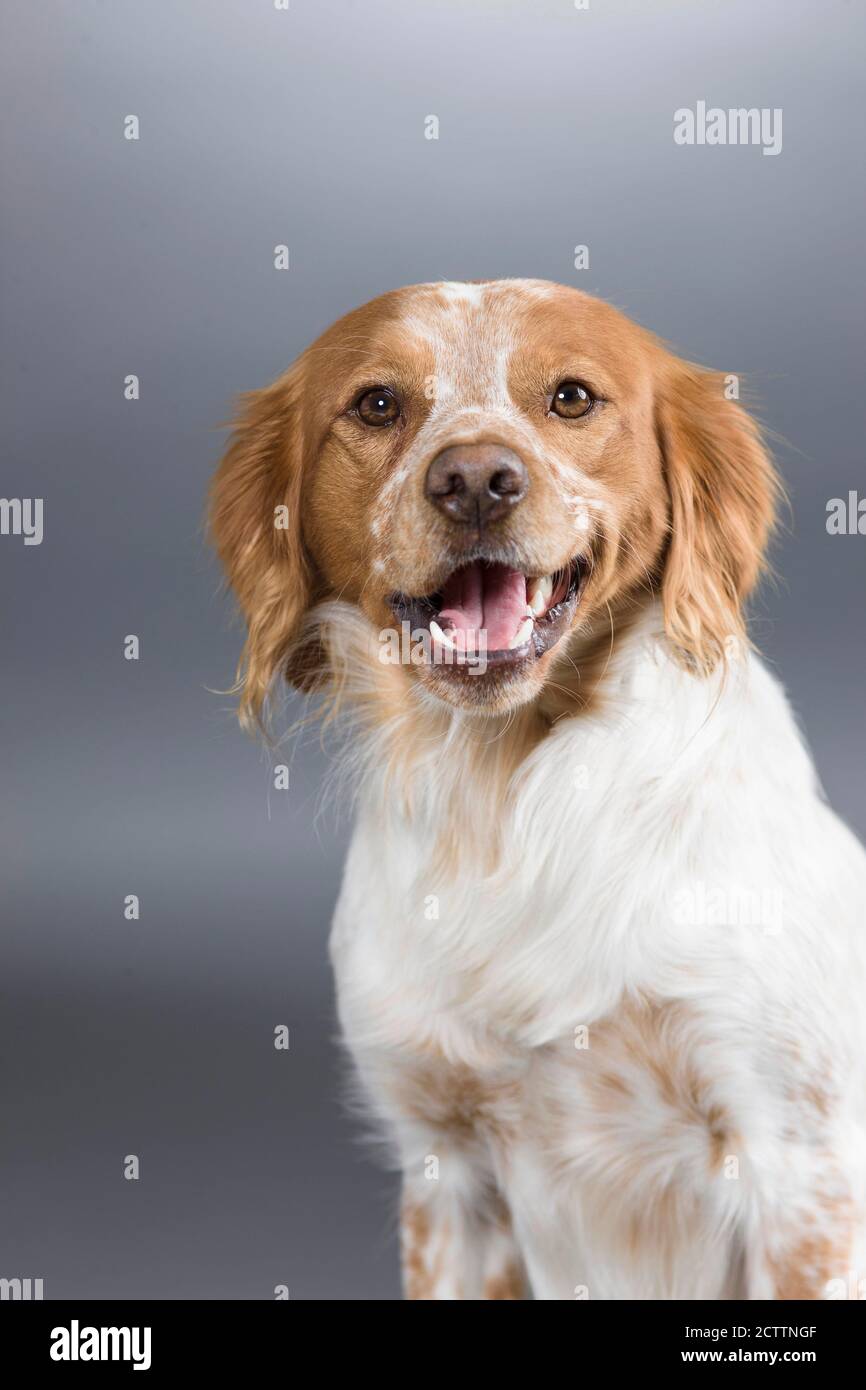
[389,556,587,668]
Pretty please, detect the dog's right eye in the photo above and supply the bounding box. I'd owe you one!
[355,387,400,427]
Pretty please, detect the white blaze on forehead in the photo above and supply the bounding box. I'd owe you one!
[417,282,517,417]
[376,282,603,521]
[434,281,486,307]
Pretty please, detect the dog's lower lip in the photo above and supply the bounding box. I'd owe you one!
[388,557,586,669]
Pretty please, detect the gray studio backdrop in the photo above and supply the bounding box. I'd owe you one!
[2,0,864,1300]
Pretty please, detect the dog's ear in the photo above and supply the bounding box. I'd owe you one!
[209,367,316,730]
[655,359,780,673]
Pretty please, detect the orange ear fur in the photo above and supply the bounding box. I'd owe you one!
[209,370,312,731]
[657,362,780,673]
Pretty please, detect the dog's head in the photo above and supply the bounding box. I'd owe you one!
[211,280,778,725]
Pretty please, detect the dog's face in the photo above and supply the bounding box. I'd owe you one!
[211,280,777,723]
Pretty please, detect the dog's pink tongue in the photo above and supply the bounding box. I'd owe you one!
[439,563,527,651]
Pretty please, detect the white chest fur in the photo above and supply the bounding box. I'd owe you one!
[328,622,866,1298]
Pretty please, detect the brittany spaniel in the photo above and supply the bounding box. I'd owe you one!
[210,280,866,1300]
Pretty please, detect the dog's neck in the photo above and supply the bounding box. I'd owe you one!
[307,594,682,871]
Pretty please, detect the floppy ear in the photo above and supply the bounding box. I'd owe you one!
[656,360,780,674]
[209,369,314,730]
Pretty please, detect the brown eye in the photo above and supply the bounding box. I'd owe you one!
[551,380,594,419]
[355,386,399,426]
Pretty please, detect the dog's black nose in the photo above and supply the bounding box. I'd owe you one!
[424,444,529,527]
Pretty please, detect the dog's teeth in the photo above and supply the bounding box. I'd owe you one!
[429,619,456,650]
[509,617,535,650]
[527,574,554,616]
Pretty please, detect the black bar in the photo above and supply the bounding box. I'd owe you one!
[2,1299,861,1374]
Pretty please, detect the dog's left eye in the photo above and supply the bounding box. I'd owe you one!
[355,387,400,427]
[550,380,594,419]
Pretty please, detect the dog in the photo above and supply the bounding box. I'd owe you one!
[210,279,866,1299]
